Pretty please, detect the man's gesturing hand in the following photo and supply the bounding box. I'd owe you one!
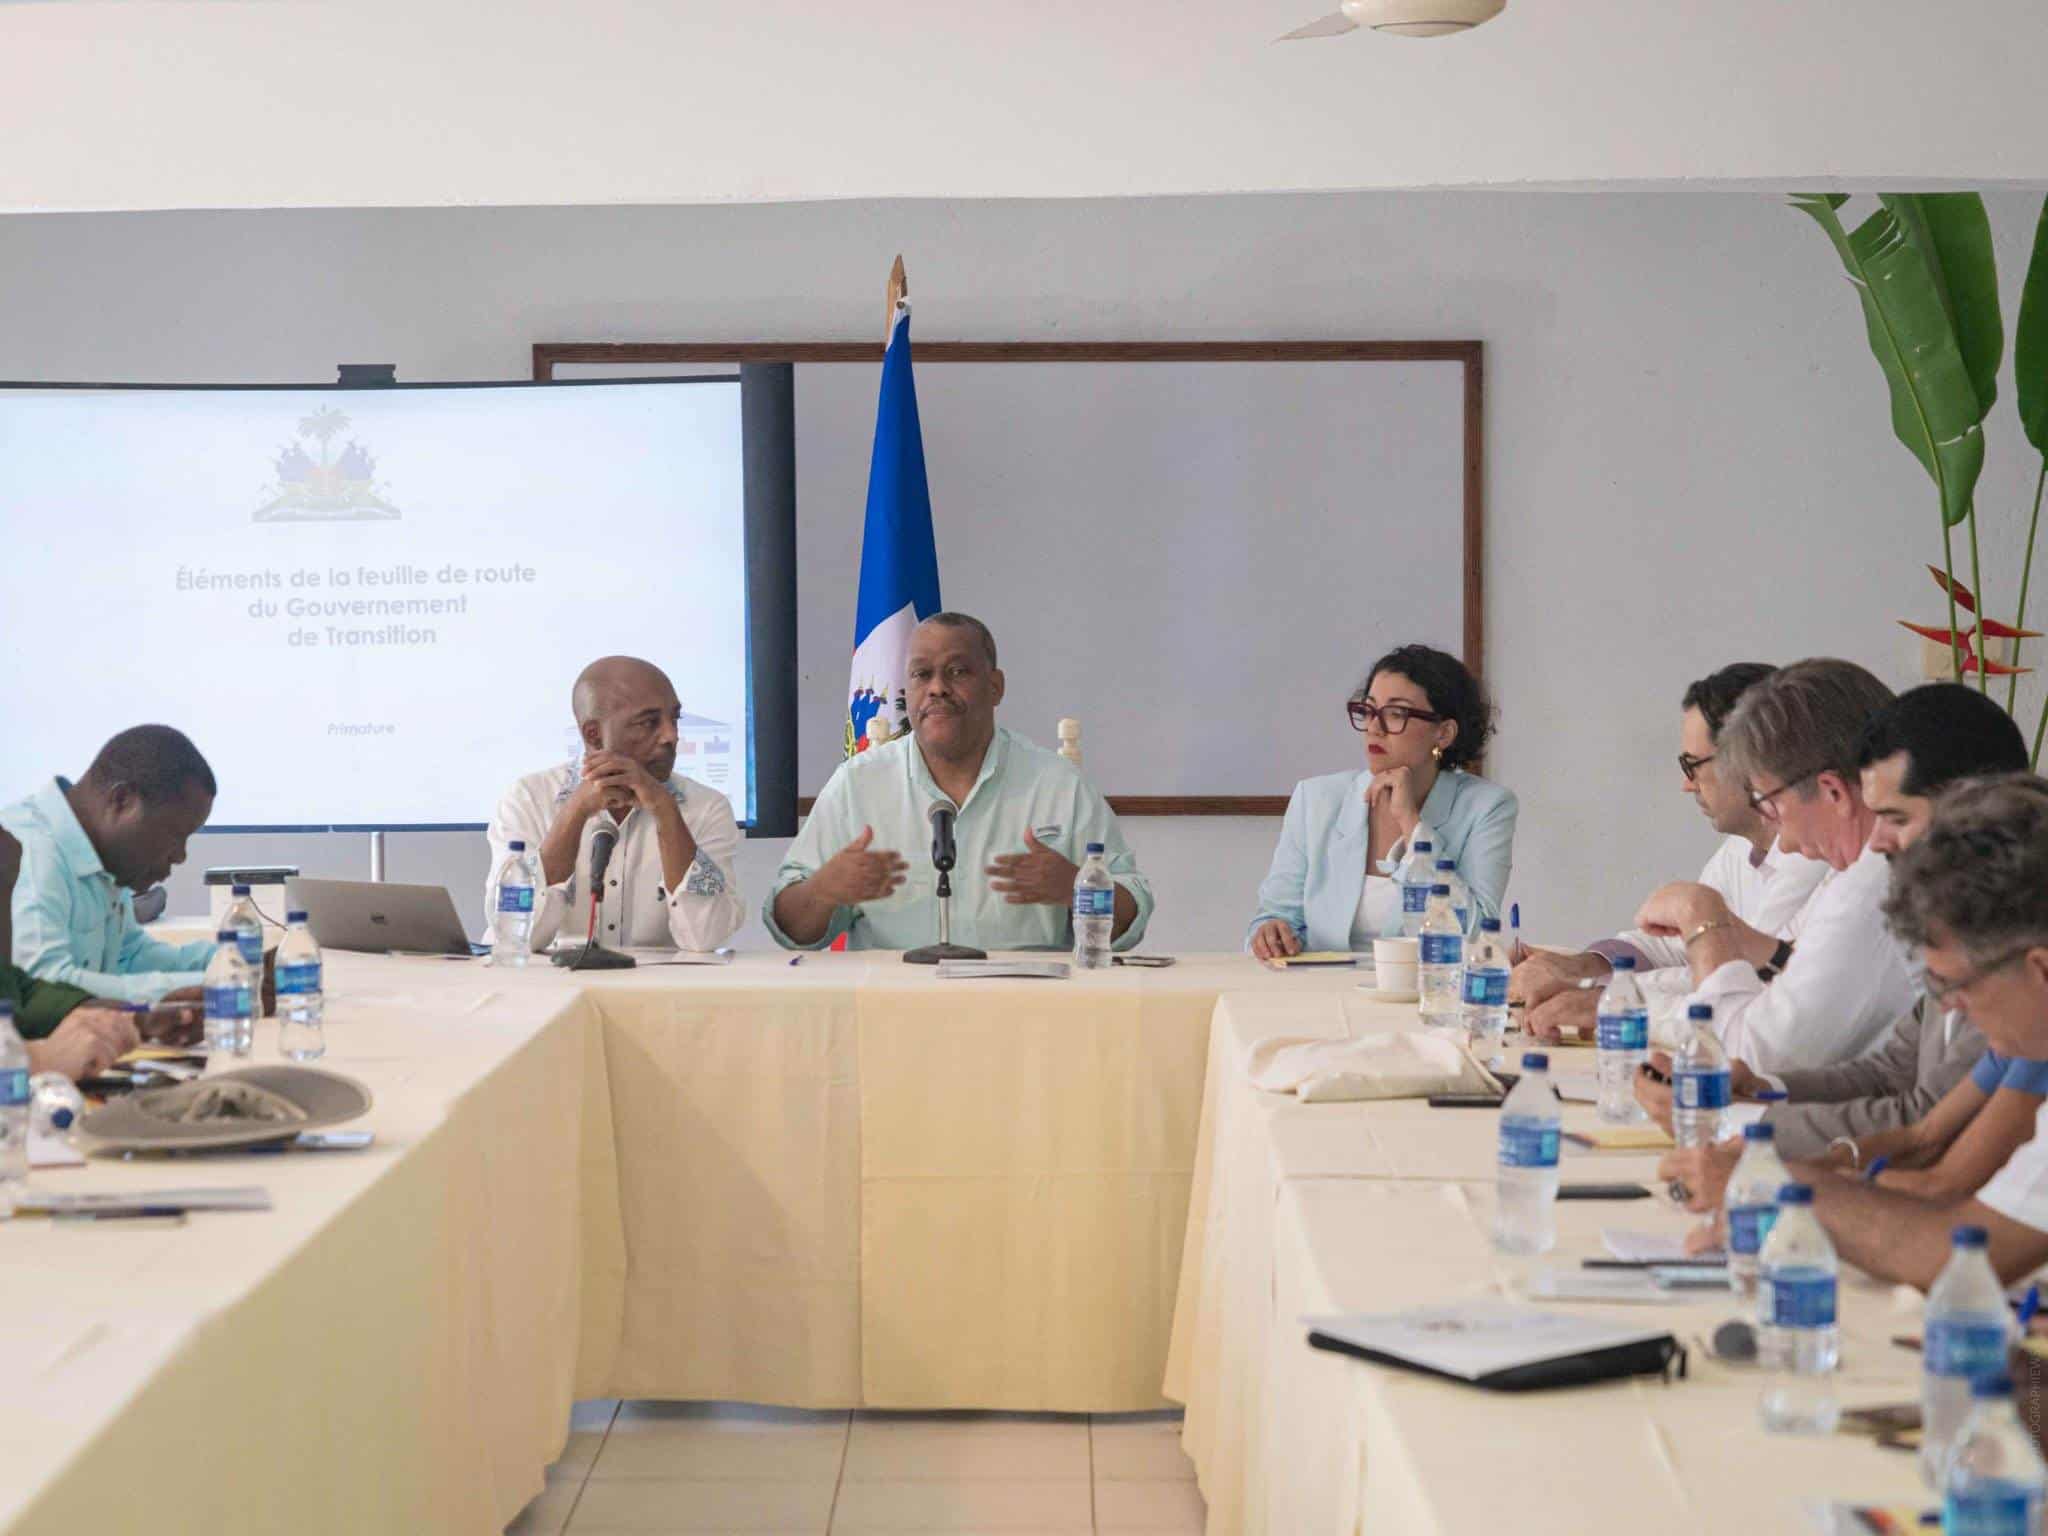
[986,828,1079,907]
[812,827,909,907]
[580,750,667,818]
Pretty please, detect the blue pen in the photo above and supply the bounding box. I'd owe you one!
[1863,1155,1890,1183]
[788,955,803,967]
[2019,1284,2040,1328]
[1510,902,1521,955]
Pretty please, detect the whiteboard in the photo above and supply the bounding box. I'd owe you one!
[553,351,1475,800]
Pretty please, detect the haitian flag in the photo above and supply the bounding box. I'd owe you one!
[845,295,943,757]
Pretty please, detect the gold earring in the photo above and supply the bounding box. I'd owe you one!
[1431,744,1445,763]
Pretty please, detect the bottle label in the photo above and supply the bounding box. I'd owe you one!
[1675,1069,1732,1110]
[1727,1203,1779,1256]
[204,984,254,1020]
[0,1067,28,1108]
[1073,887,1115,919]
[497,884,536,915]
[1763,1270,1837,1328]
[1498,1117,1560,1169]
[1420,933,1463,967]
[1460,968,1509,1008]
[276,962,322,996]
[1944,1485,2042,1536]
[1595,1009,1649,1052]
[234,933,263,967]
[1927,1317,2012,1380]
[1402,882,1430,915]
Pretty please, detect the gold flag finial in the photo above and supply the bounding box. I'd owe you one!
[886,255,907,325]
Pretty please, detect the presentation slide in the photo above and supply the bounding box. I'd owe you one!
[0,381,753,827]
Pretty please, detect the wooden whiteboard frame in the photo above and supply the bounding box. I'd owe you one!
[533,340,1485,816]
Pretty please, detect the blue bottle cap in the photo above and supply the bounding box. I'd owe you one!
[509,840,527,852]
[1086,842,1104,854]
[287,909,309,924]
[1743,1122,1775,1141]
[1431,883,1451,896]
[1777,1183,1814,1206]
[1972,1372,2015,1399]
[217,930,238,944]
[231,883,252,896]
[1610,955,1636,971]
[1521,1052,1549,1071]
[1478,917,1501,932]
[1435,858,1455,870]
[1687,1003,1715,1021]
[1952,1225,1990,1249]
[0,1000,12,1018]
[1413,840,1433,852]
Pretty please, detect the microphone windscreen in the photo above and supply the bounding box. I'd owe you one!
[589,828,620,888]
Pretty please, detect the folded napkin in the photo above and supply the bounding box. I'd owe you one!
[1248,1031,1498,1102]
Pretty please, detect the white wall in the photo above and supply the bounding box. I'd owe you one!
[4,189,2046,953]
[5,0,2047,211]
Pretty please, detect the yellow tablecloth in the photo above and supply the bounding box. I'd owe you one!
[1165,991,1931,1536]
[3,949,1361,1534]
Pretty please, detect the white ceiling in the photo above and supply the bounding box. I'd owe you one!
[3,0,2046,214]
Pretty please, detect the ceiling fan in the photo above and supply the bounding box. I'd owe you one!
[1280,0,1506,40]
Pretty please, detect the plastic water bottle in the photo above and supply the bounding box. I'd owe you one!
[1397,839,1437,937]
[222,883,265,970]
[0,1002,28,1214]
[276,908,326,1061]
[1460,917,1512,1050]
[1944,1373,2046,1534]
[1594,956,1648,1123]
[1724,1122,1791,1303]
[1493,1051,1561,1255]
[203,930,257,1057]
[1418,884,1465,1026]
[1432,858,1472,934]
[1758,1183,1840,1433]
[1923,1226,2019,1486]
[1072,842,1114,970]
[30,1073,86,1141]
[1672,1002,1731,1151]
[491,839,539,967]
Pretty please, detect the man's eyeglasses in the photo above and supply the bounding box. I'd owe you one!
[1348,699,1445,735]
[1918,943,2038,1006]
[1677,751,1716,784]
[1748,767,1824,818]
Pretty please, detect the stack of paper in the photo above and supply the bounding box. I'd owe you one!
[934,960,1071,980]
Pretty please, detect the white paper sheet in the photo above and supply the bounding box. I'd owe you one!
[28,1133,85,1170]
[1602,1228,1726,1263]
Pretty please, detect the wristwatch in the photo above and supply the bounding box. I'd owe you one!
[1757,938,1795,982]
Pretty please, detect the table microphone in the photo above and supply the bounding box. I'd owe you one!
[907,800,984,965]
[553,825,636,971]
[928,801,958,872]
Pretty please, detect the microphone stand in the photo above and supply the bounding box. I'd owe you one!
[553,826,636,971]
[905,808,987,966]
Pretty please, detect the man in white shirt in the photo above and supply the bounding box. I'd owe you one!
[1666,775,2048,1289]
[767,613,1153,952]
[486,656,743,954]
[1511,663,1829,1041]
[1632,658,1913,1073]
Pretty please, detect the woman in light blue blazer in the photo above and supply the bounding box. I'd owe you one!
[1249,643,1517,958]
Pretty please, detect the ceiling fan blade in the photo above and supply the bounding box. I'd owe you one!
[1277,12,1359,39]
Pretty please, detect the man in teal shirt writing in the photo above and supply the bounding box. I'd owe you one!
[2,725,220,1005]
[768,613,1154,953]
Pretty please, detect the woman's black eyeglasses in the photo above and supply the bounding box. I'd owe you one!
[1348,699,1444,735]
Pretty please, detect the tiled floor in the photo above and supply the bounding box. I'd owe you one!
[506,1400,1204,1536]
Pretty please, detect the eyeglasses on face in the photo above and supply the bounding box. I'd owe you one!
[1918,942,2039,1005]
[1347,699,1445,735]
[1677,751,1716,784]
[1747,767,1825,818]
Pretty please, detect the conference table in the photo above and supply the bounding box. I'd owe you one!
[1163,989,1933,1535]
[0,948,1364,1536]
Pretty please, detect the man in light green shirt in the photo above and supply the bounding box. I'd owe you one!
[768,613,1153,953]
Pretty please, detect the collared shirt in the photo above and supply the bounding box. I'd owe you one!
[1979,1096,2048,1235]
[486,763,743,954]
[0,778,215,1004]
[1685,839,1916,1074]
[1591,835,1831,1042]
[765,727,1153,952]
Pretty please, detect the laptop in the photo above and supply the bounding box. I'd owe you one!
[289,878,487,957]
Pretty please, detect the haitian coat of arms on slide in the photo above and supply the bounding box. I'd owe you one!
[254,406,401,522]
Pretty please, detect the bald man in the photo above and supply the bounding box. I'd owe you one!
[485,656,743,953]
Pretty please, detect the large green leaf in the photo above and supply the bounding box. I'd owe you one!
[1885,193,2003,414]
[2018,195,2048,455]
[1792,193,1989,526]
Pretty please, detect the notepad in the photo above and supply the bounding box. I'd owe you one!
[934,960,1071,980]
[1602,1228,1723,1264]
[1564,1125,1674,1151]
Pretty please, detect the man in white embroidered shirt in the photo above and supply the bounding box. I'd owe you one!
[767,612,1153,953]
[486,656,743,954]
[1631,658,1914,1073]
[1511,662,1829,1042]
